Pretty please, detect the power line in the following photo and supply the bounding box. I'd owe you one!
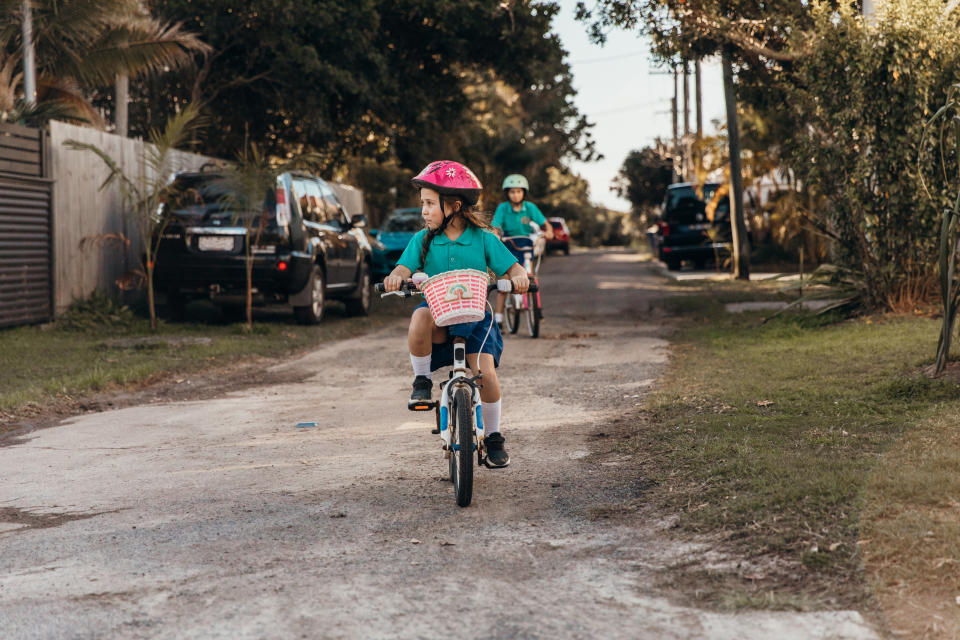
[568,50,647,65]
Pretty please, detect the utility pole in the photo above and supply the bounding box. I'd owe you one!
[722,46,750,279]
[672,65,679,182]
[21,0,36,107]
[695,60,703,139]
[683,61,691,180]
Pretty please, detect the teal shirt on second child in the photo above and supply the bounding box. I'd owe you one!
[397,225,517,278]
[492,201,547,237]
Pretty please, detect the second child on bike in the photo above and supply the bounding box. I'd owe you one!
[491,174,553,327]
[382,161,529,467]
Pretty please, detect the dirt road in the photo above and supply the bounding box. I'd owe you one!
[0,250,878,639]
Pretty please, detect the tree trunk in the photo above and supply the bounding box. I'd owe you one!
[21,1,36,106]
[722,47,750,280]
[115,74,129,137]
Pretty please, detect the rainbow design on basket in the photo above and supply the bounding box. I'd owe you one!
[444,283,474,302]
[421,269,488,327]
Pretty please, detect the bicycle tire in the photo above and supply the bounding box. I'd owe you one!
[451,387,474,507]
[504,294,520,334]
[525,291,540,338]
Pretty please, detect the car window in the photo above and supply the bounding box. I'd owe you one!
[291,178,315,223]
[161,174,277,225]
[550,221,563,230]
[318,180,347,225]
[303,179,325,223]
[383,214,422,232]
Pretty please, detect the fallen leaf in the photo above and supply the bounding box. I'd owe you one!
[757,400,774,407]
[410,538,421,544]
[934,558,956,569]
[439,541,455,546]
[829,542,842,552]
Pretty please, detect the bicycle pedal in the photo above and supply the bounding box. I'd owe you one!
[408,400,438,412]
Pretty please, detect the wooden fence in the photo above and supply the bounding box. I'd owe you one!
[48,121,215,314]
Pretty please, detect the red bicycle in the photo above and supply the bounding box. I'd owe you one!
[500,233,544,338]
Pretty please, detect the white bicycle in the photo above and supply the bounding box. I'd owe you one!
[376,278,537,507]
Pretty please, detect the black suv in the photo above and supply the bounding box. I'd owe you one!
[153,170,372,324]
[653,182,731,270]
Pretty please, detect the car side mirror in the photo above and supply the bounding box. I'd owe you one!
[350,213,367,228]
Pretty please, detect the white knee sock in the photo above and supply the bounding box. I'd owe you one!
[482,399,502,434]
[494,312,504,323]
[410,353,432,378]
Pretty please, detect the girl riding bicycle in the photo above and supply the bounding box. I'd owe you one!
[491,174,553,326]
[382,160,529,467]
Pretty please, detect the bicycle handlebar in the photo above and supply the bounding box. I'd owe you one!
[375,279,538,297]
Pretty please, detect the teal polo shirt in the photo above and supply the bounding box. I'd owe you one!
[397,226,517,278]
[492,201,547,237]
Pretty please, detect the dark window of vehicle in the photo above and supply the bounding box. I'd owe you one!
[318,180,346,225]
[383,214,422,232]
[161,174,277,225]
[550,221,563,230]
[294,178,325,223]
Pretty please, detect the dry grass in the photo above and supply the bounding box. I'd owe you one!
[861,414,960,639]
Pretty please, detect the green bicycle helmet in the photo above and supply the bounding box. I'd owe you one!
[502,174,529,191]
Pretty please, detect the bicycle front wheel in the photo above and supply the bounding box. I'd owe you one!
[525,290,540,338]
[451,387,474,507]
[504,294,520,334]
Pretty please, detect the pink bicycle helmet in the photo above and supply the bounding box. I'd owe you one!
[411,160,483,206]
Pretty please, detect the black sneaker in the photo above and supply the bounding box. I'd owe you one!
[410,375,432,402]
[485,432,510,467]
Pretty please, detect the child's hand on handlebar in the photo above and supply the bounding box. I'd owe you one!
[383,274,405,292]
[511,273,530,293]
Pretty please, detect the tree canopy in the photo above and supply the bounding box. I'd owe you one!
[133,0,596,187]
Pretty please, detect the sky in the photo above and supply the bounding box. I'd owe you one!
[550,1,728,211]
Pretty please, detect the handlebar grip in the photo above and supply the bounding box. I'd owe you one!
[375,283,386,293]
[488,280,539,294]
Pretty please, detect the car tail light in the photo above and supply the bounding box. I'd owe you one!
[663,247,672,253]
[277,261,288,271]
[658,221,671,237]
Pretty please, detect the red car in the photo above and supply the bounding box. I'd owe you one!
[546,217,571,255]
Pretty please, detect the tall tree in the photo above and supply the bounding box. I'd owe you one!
[1,0,208,125]
[136,0,596,182]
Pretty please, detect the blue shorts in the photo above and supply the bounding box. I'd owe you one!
[502,236,534,263]
[415,301,504,370]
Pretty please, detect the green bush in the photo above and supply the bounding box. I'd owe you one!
[57,290,139,332]
[784,0,960,309]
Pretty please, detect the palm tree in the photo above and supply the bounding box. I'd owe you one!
[1,0,209,129]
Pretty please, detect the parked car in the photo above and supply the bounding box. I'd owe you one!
[153,170,372,324]
[369,207,422,277]
[546,217,571,255]
[652,182,731,270]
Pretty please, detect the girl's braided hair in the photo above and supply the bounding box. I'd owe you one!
[419,196,491,267]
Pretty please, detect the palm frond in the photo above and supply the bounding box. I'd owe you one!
[143,102,206,177]
[70,20,210,87]
[35,75,103,126]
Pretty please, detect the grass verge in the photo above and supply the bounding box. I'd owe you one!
[0,296,414,421]
[633,279,960,623]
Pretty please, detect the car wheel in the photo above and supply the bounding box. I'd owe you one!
[294,266,325,325]
[345,262,371,316]
[665,258,682,271]
[166,290,186,322]
[563,245,570,256]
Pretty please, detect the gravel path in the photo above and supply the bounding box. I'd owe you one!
[0,249,878,639]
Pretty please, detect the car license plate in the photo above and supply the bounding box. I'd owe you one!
[198,236,234,251]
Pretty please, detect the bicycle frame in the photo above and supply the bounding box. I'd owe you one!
[437,338,484,456]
